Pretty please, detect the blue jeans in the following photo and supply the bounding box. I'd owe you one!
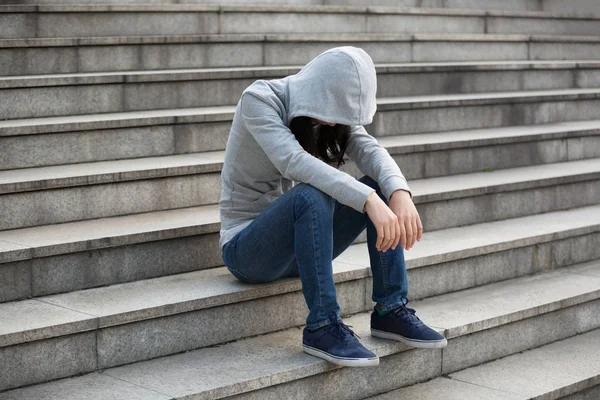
[221,175,409,331]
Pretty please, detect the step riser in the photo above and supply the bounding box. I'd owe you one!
[3,68,600,121]
[0,278,367,391]
[418,178,600,231]
[372,135,600,180]
[7,0,600,16]
[1,167,597,230]
[3,99,600,171]
[4,11,600,39]
[227,299,600,400]
[3,39,600,76]
[2,238,599,391]
[0,123,231,170]
[0,234,222,302]
[0,174,221,230]
[372,98,600,136]
[2,207,597,303]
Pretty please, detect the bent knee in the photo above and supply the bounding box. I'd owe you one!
[293,183,335,209]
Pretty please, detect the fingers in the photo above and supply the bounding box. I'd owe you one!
[416,214,424,242]
[404,217,414,250]
[398,220,407,250]
[381,221,393,252]
[392,219,401,250]
[375,223,384,251]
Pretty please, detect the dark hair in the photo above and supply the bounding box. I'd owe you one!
[289,116,350,168]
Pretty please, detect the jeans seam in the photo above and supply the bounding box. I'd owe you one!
[379,250,389,295]
[299,190,325,324]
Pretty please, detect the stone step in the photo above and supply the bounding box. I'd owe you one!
[6,0,600,16]
[2,33,600,76]
[1,189,599,303]
[3,4,600,39]
[3,61,600,121]
[368,329,600,400]
[3,89,600,169]
[1,259,599,396]
[3,118,600,176]
[370,329,600,400]
[0,140,599,230]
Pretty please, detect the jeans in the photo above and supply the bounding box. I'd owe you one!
[221,175,409,331]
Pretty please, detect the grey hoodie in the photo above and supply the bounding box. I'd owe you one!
[218,46,411,249]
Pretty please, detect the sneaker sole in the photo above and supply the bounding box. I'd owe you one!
[303,344,379,367]
[371,329,448,349]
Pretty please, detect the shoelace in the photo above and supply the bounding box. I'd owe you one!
[325,313,361,340]
[391,301,424,327]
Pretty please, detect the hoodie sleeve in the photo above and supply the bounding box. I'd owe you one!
[346,124,412,201]
[241,91,376,213]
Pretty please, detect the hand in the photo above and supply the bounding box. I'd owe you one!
[364,192,401,252]
[388,190,423,250]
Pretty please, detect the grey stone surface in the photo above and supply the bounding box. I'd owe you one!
[0,260,30,302]
[100,312,438,399]
[411,158,600,200]
[366,377,521,399]
[39,261,364,329]
[337,203,600,269]
[372,93,600,136]
[0,173,221,230]
[411,260,600,338]
[0,299,96,347]
[0,152,223,193]
[562,385,600,400]
[96,278,366,368]
[413,41,528,62]
[0,204,219,262]
[0,332,97,392]
[488,17,600,36]
[442,298,600,374]
[450,329,600,399]
[0,122,231,169]
[0,373,170,400]
[5,64,596,122]
[2,34,600,75]
[37,11,219,37]
[230,348,441,400]
[31,233,222,297]
[419,178,600,231]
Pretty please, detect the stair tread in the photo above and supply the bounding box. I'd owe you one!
[2,87,600,135]
[0,145,598,200]
[5,32,600,49]
[1,207,599,346]
[2,3,600,21]
[370,329,600,399]
[2,60,600,89]
[1,260,599,399]
[1,160,599,261]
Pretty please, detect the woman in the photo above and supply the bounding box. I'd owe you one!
[219,46,447,368]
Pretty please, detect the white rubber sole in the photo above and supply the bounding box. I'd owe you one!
[303,344,380,367]
[371,329,448,349]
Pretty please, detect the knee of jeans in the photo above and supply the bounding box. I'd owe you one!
[294,184,335,211]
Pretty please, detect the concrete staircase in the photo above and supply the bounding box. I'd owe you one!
[0,1,599,399]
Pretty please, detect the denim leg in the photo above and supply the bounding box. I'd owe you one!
[327,175,409,312]
[221,183,340,330]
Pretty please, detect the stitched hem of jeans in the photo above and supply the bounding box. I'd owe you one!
[374,299,406,312]
[306,316,339,331]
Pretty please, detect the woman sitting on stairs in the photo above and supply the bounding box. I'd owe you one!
[218,45,447,367]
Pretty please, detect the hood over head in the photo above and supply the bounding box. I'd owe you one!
[286,46,377,127]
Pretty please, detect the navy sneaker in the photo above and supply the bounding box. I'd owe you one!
[371,302,447,349]
[303,312,379,367]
